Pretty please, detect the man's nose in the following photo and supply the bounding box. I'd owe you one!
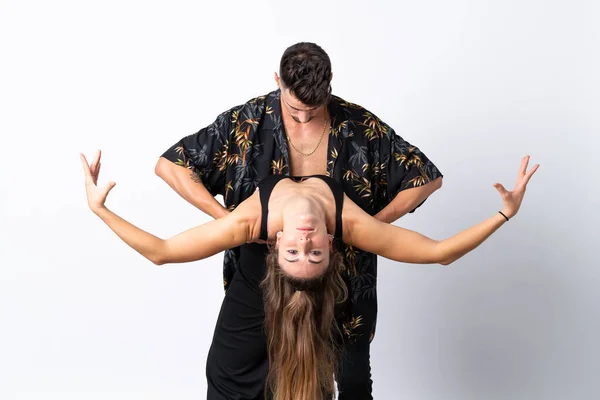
[298,112,311,123]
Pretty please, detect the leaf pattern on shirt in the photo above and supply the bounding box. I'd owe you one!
[342,315,364,343]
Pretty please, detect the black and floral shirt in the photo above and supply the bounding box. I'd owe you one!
[161,89,442,340]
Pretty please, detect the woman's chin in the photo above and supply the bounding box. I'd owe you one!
[295,213,321,224]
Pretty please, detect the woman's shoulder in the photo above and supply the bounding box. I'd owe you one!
[341,194,369,224]
[230,191,262,239]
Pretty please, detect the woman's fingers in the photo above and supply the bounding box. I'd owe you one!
[518,155,530,179]
[103,181,116,197]
[523,163,540,186]
[80,153,93,182]
[80,151,111,210]
[493,182,508,197]
[80,151,104,185]
[92,150,102,177]
[89,150,99,175]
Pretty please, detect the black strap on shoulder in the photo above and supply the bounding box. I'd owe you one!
[317,175,344,242]
[258,175,286,241]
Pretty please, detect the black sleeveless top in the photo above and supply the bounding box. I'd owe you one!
[205,176,347,400]
[256,174,344,251]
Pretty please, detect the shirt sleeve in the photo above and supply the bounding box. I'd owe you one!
[160,110,233,197]
[376,125,443,214]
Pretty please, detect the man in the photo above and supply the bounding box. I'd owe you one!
[156,42,443,399]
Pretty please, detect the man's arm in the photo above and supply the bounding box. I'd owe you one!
[371,118,444,223]
[374,176,443,223]
[157,106,238,220]
[155,157,229,219]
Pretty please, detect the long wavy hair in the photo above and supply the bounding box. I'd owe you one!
[260,246,348,400]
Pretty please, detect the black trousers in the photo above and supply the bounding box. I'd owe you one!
[205,244,374,399]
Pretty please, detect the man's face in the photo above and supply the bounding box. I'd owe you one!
[280,88,323,124]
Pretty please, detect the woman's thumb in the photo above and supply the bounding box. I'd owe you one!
[493,182,507,195]
[104,181,116,195]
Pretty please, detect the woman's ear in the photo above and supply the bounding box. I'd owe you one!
[276,231,283,247]
[328,234,334,249]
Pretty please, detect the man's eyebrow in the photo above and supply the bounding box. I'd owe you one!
[290,104,319,112]
[283,97,319,112]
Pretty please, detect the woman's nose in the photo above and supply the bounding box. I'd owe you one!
[298,236,311,246]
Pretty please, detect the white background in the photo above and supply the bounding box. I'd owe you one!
[1,0,598,399]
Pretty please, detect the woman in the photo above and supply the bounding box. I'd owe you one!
[80,151,538,399]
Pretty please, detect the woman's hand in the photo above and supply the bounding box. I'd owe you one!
[494,155,539,219]
[80,150,116,213]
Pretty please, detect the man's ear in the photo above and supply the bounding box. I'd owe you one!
[274,72,280,88]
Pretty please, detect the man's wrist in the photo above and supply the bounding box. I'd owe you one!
[374,206,408,224]
[195,197,228,219]
[206,202,229,219]
[215,206,230,219]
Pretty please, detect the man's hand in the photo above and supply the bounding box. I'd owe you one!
[155,157,230,220]
[214,207,232,219]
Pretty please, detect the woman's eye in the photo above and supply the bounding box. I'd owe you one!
[310,251,322,256]
[287,250,298,255]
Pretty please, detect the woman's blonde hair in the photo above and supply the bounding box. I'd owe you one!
[260,246,348,400]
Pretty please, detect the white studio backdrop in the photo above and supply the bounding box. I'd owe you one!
[0,0,598,399]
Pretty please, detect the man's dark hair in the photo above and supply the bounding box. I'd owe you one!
[279,42,332,107]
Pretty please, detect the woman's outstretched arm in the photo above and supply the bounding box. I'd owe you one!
[343,156,539,265]
[80,151,258,265]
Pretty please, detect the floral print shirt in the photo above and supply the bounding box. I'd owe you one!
[161,89,443,338]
